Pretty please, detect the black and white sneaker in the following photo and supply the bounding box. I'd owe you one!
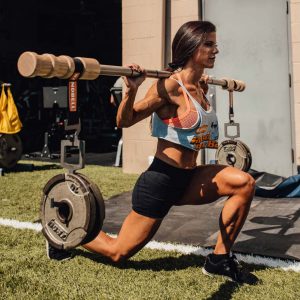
[202,253,259,284]
[46,240,73,261]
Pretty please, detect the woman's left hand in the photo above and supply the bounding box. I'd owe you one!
[122,64,146,90]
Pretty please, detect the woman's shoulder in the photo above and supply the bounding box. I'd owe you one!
[163,77,181,92]
[147,77,180,97]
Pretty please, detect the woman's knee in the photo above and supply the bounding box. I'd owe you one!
[223,168,255,196]
[110,253,124,263]
[242,173,255,193]
[105,239,135,263]
[110,248,131,263]
[233,171,255,198]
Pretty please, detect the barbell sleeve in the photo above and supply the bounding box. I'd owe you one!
[17,51,245,91]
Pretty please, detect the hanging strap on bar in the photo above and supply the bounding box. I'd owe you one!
[66,58,85,132]
[229,91,234,123]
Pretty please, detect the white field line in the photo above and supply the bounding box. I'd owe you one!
[1,217,300,272]
[0,217,42,231]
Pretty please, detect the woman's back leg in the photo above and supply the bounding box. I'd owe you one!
[83,210,162,262]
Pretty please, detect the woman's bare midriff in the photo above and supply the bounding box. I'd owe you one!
[155,138,199,169]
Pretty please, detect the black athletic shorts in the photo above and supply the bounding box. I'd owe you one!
[132,157,196,219]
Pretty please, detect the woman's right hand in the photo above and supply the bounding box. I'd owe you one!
[200,73,210,95]
[122,64,146,90]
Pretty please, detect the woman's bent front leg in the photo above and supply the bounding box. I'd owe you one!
[179,165,255,254]
[213,167,255,254]
[83,210,162,262]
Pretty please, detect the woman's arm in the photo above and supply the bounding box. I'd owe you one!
[116,86,139,128]
[116,64,170,128]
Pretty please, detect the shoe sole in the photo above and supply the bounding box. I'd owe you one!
[202,267,213,277]
[46,241,72,262]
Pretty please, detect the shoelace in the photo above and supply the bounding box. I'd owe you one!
[220,255,242,276]
[230,255,243,271]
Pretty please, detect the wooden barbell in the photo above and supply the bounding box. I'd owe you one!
[17,51,245,91]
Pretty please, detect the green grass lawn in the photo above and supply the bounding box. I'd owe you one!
[0,161,300,299]
[0,160,138,222]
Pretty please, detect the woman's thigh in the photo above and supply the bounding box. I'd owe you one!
[177,164,253,205]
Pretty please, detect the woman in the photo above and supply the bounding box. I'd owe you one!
[49,21,256,284]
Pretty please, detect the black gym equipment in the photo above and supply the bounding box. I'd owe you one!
[0,133,23,169]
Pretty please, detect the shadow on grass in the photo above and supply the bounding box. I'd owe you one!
[74,248,263,299]
[206,281,240,300]
[204,267,265,300]
[74,248,266,274]
[74,249,204,271]
[3,163,61,173]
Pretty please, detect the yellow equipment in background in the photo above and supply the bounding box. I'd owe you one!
[0,84,23,169]
[0,85,22,134]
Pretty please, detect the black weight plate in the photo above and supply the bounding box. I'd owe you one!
[0,133,23,169]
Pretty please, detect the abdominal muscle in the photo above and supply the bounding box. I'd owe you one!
[155,138,198,169]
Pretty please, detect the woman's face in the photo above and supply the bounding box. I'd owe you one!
[193,32,219,69]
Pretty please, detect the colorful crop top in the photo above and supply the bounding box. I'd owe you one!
[151,77,219,151]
